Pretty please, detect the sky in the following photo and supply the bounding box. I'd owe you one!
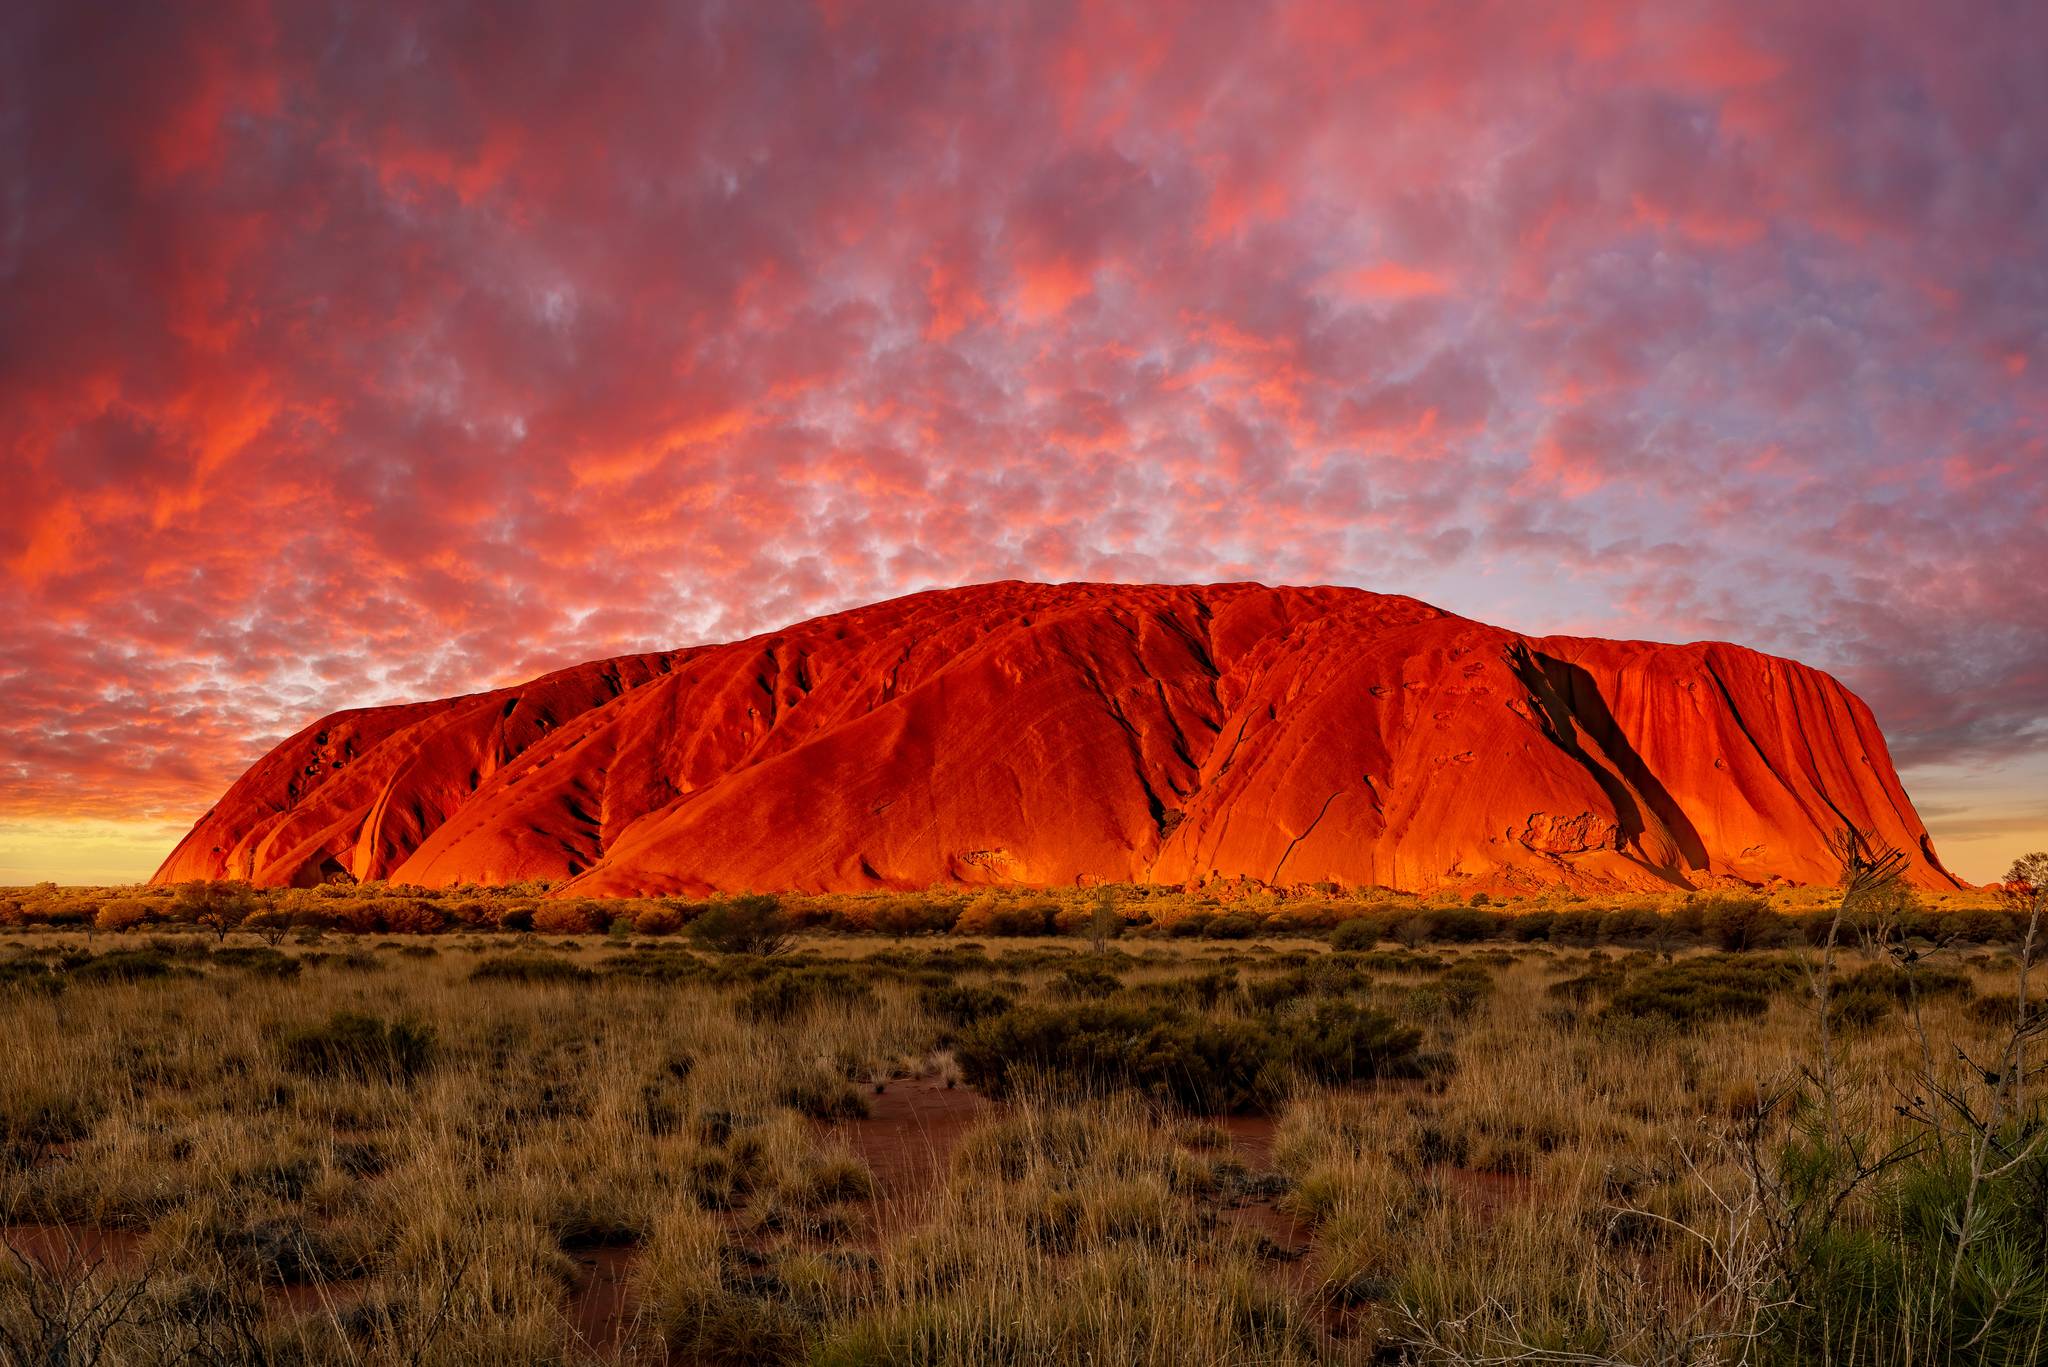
[1,0,2044,887]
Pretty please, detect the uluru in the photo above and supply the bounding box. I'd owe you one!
[151,582,1961,898]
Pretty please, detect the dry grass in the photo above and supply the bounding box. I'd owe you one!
[1,927,2042,1364]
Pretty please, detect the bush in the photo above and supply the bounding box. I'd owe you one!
[954,895,1055,937]
[634,903,686,936]
[174,879,258,938]
[381,898,448,935]
[955,995,1418,1114]
[1826,988,1893,1030]
[956,1003,1282,1113]
[65,948,176,983]
[604,949,711,984]
[532,900,609,936]
[1772,1121,2048,1361]
[93,898,153,934]
[1419,907,1507,943]
[244,905,296,944]
[867,896,961,935]
[1242,961,1368,1011]
[277,1011,435,1082]
[1049,966,1123,999]
[210,946,301,978]
[688,895,792,955]
[1695,896,1774,952]
[1966,994,2025,1028]
[2,1086,94,1167]
[1283,1002,1427,1083]
[1408,961,1495,1019]
[1329,919,1380,951]
[918,984,1014,1028]
[0,958,60,994]
[1203,912,1262,940]
[1837,961,1974,1003]
[738,967,874,1022]
[1600,956,1800,1025]
[470,954,595,984]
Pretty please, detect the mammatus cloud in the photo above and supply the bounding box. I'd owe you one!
[3,0,2043,883]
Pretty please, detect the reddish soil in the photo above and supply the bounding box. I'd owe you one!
[1437,1164,1538,1213]
[567,1245,658,1362]
[1213,1111,1282,1167]
[1,1223,146,1275]
[831,1075,994,1231]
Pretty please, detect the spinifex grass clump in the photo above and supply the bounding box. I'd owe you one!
[737,965,876,1022]
[61,948,179,983]
[276,1010,435,1082]
[470,952,595,983]
[955,998,1425,1113]
[208,945,300,977]
[1767,1113,2048,1362]
[2,844,2043,1367]
[917,982,1013,1030]
[1594,954,1803,1024]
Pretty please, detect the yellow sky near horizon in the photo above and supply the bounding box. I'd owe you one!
[4,766,2040,891]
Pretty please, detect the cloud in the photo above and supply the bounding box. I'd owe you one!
[2,0,2044,883]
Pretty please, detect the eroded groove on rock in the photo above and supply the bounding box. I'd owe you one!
[153,581,1963,896]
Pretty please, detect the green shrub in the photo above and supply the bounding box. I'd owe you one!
[604,948,710,983]
[1416,907,1507,943]
[1967,994,2024,1028]
[277,1011,435,1082]
[957,897,1056,936]
[1770,1121,2048,1361]
[1283,1002,1427,1084]
[738,966,874,1022]
[1243,960,1368,1011]
[1599,956,1799,1025]
[1837,961,1974,1002]
[64,948,177,983]
[2,1086,94,1167]
[918,983,1014,1028]
[1049,966,1123,1000]
[956,993,1427,1113]
[1694,896,1775,951]
[688,894,792,955]
[1203,912,1262,940]
[1346,950,1448,975]
[470,953,595,984]
[956,1003,1281,1113]
[1183,968,1240,1009]
[210,946,301,977]
[1547,961,1630,1005]
[1407,962,1495,1019]
[1825,988,1893,1030]
[1328,919,1380,951]
[0,958,61,993]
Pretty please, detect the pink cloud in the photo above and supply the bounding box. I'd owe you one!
[0,0,2043,884]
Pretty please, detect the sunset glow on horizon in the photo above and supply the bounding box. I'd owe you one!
[4,1,2044,885]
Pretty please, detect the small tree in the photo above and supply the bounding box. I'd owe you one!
[1994,851,2048,1101]
[94,898,152,936]
[176,880,258,942]
[244,905,295,946]
[1086,887,1122,956]
[686,894,791,956]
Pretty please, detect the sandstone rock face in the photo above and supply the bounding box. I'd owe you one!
[153,582,1964,896]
